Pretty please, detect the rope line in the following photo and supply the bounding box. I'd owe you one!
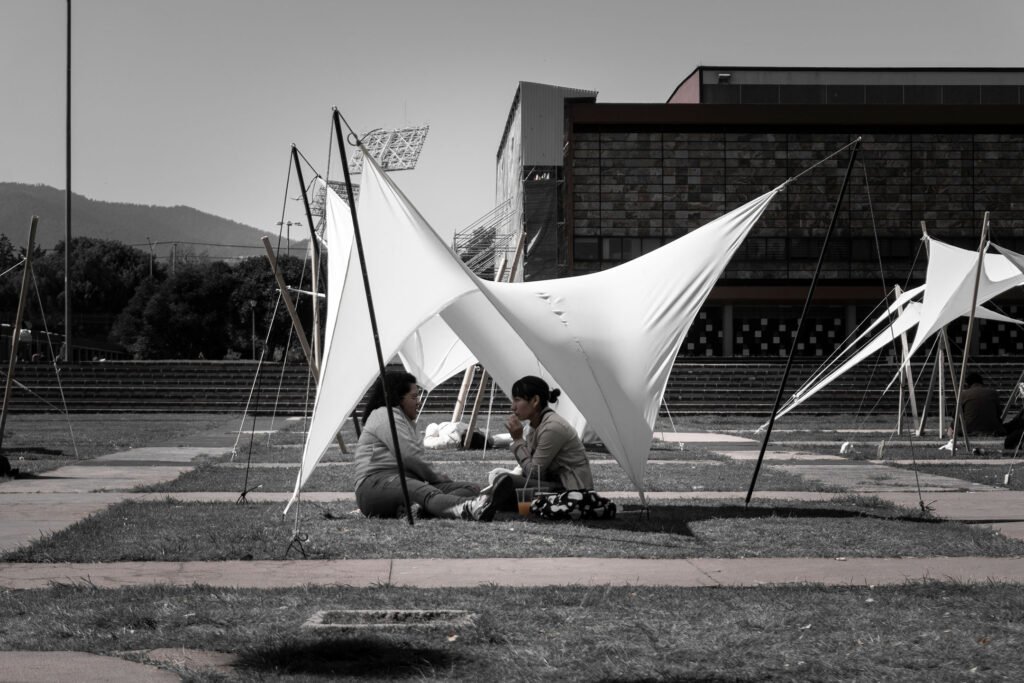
[29,266,79,458]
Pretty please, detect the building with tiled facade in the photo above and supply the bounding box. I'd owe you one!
[557,67,1024,357]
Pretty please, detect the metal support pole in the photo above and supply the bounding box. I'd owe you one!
[64,0,72,362]
[746,138,860,505]
[291,146,321,372]
[334,109,414,525]
[0,217,38,450]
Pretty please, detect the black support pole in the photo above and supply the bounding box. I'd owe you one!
[333,109,415,526]
[291,146,323,369]
[745,138,861,506]
[291,147,320,264]
[64,0,72,361]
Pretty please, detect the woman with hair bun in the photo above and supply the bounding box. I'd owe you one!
[504,375,594,493]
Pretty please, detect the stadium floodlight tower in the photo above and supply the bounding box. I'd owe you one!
[311,125,429,215]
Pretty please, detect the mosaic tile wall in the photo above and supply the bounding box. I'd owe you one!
[571,132,1024,281]
[570,130,1024,356]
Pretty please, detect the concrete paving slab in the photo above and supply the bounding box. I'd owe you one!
[0,559,393,589]
[0,465,192,493]
[717,449,846,461]
[773,463,1002,492]
[143,648,239,676]
[655,431,756,444]
[690,556,1024,586]
[0,493,132,553]
[880,458,1024,466]
[873,490,1024,522]
[0,651,179,682]
[93,446,231,464]
[3,557,1024,591]
[991,521,1024,541]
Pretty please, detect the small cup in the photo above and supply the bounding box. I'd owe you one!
[517,501,532,516]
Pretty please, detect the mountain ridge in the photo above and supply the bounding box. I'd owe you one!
[0,182,306,261]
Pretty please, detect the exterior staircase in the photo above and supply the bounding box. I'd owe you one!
[4,357,1023,418]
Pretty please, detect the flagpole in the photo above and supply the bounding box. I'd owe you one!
[333,108,415,526]
[746,138,860,505]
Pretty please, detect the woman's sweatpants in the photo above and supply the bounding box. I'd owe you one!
[356,472,480,518]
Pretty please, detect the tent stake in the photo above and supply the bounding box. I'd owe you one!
[745,138,860,505]
[333,109,415,526]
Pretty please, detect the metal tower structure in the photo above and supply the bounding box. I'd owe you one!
[310,125,430,216]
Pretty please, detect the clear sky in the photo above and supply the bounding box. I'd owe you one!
[2,0,1024,245]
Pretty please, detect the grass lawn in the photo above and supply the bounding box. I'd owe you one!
[140,455,837,494]
[6,496,1021,562]
[1,413,246,474]
[5,411,1024,680]
[1,582,1021,681]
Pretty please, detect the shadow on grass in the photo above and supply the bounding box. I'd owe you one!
[236,637,456,678]
[597,677,759,683]
[513,502,942,541]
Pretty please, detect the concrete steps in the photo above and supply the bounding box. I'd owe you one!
[4,357,1023,415]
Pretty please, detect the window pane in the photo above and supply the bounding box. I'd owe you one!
[574,238,599,261]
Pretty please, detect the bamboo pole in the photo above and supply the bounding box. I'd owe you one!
[261,237,348,454]
[262,237,313,369]
[0,217,38,451]
[937,342,946,437]
[451,366,476,422]
[461,255,511,446]
[462,369,490,449]
[950,212,989,457]
[915,336,940,436]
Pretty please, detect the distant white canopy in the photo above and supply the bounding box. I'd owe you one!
[770,237,1024,423]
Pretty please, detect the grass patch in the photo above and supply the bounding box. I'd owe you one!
[1,582,1022,681]
[6,497,1021,562]
[139,456,836,494]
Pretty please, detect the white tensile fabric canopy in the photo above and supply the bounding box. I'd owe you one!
[397,315,476,393]
[908,238,1024,357]
[770,238,1024,422]
[286,152,779,511]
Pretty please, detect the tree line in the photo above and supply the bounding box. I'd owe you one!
[0,234,317,361]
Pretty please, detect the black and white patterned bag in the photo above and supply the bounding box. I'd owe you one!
[530,489,616,521]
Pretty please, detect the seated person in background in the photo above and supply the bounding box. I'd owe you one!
[956,371,1024,450]
[503,375,594,493]
[355,370,512,521]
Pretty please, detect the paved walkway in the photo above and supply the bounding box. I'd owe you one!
[2,419,1024,681]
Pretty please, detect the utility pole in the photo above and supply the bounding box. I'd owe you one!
[63,0,72,362]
